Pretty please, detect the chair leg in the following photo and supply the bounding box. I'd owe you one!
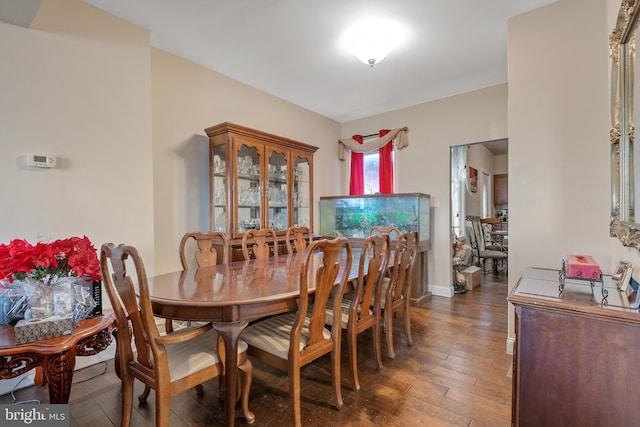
[289,367,302,427]
[403,299,413,346]
[331,344,343,410]
[138,385,151,403]
[372,316,384,371]
[165,318,173,334]
[238,358,255,424]
[120,375,134,427]
[346,325,360,391]
[195,384,204,396]
[385,306,396,360]
[155,385,171,427]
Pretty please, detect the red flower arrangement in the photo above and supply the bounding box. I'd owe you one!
[0,236,101,284]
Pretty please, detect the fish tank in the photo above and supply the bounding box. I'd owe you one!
[319,193,430,246]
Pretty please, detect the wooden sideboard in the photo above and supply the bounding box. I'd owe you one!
[508,268,640,426]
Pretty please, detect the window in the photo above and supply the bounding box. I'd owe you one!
[363,151,379,194]
[362,142,394,195]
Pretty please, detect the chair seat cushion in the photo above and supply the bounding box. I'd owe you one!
[378,277,391,305]
[479,249,508,259]
[165,327,247,382]
[241,312,331,360]
[324,294,372,329]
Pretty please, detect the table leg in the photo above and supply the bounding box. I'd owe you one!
[213,320,249,427]
[43,350,76,404]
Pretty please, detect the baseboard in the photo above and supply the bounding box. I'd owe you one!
[506,336,515,355]
[429,284,454,298]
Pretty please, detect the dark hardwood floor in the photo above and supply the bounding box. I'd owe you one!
[1,272,511,426]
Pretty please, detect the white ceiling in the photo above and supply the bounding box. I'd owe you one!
[80,0,557,124]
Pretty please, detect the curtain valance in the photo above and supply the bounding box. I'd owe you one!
[338,127,409,160]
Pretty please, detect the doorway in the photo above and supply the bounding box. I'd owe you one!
[450,139,508,292]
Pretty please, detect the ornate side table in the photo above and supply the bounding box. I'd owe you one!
[0,312,116,403]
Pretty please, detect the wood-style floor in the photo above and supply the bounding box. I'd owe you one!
[0,272,512,426]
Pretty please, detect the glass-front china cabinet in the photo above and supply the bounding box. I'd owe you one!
[205,122,317,260]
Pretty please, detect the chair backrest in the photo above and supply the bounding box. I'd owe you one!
[386,231,419,303]
[352,234,391,322]
[179,231,229,269]
[368,225,401,242]
[285,226,311,255]
[465,215,486,251]
[465,224,480,266]
[242,228,278,260]
[295,237,352,353]
[100,243,163,378]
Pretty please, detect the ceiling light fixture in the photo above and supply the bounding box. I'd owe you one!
[341,18,407,67]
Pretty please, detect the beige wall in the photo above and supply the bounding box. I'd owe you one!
[341,85,508,297]
[494,153,508,174]
[151,49,341,273]
[0,0,155,270]
[507,0,611,349]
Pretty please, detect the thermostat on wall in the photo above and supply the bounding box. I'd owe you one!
[26,154,56,168]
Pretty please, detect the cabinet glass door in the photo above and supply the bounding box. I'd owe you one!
[267,150,288,231]
[212,144,227,232]
[236,143,261,233]
[293,155,311,227]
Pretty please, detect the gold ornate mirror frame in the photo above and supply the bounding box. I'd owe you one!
[611,0,640,248]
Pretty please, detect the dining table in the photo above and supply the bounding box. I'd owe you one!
[147,250,359,426]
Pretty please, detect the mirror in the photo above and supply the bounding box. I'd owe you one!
[611,1,640,248]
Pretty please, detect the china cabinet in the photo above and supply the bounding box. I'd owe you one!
[205,122,317,260]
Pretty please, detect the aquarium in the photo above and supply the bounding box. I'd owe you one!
[319,193,430,243]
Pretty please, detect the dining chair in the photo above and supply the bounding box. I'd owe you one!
[285,225,311,254]
[100,243,254,427]
[240,237,353,427]
[324,233,391,391]
[166,231,229,334]
[379,231,419,360]
[367,225,400,276]
[178,230,229,269]
[465,215,507,273]
[241,228,278,260]
[368,225,401,242]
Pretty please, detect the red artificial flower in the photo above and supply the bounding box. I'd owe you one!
[0,236,101,283]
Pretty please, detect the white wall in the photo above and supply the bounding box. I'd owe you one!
[507,0,611,349]
[341,85,508,297]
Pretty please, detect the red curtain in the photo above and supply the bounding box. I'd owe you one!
[349,134,364,195]
[379,129,394,194]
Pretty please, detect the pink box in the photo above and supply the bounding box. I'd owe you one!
[567,255,601,279]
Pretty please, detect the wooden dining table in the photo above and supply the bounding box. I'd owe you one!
[147,251,359,426]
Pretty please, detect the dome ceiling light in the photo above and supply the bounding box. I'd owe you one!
[341,18,408,67]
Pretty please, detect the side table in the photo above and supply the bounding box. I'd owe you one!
[0,312,116,403]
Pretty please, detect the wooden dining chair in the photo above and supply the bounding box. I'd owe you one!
[100,243,254,427]
[368,225,401,242]
[178,230,229,269]
[324,233,391,391]
[240,237,353,427]
[379,231,419,360]
[241,228,278,260]
[285,225,311,254]
[166,231,229,334]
